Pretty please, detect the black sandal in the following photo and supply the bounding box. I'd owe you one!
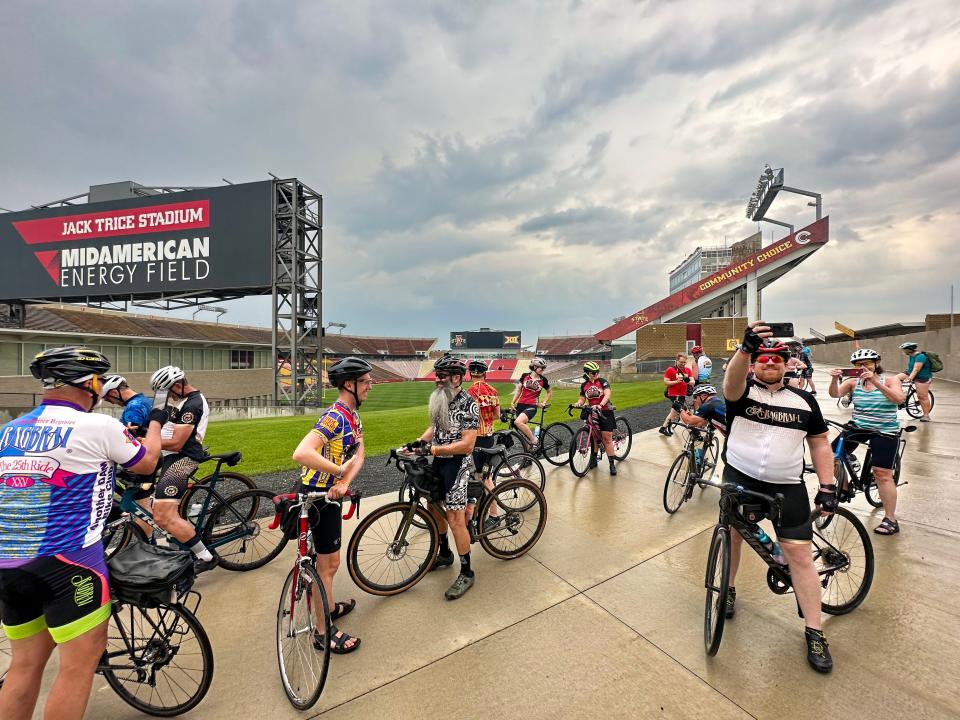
[874,518,900,535]
[330,599,356,621]
[313,624,361,654]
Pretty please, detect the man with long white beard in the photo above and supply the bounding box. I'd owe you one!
[413,356,480,600]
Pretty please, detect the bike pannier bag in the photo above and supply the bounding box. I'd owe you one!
[108,538,195,607]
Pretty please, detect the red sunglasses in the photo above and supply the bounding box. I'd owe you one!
[754,355,785,365]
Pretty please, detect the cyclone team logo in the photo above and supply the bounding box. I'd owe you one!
[795,231,811,245]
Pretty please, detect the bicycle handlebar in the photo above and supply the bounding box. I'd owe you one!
[824,418,915,438]
[268,489,361,530]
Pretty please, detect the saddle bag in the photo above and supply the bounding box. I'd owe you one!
[108,537,195,607]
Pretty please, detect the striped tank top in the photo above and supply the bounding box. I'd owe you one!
[851,375,899,433]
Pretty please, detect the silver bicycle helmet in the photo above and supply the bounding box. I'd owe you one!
[150,365,186,391]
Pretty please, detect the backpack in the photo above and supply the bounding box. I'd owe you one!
[924,351,943,373]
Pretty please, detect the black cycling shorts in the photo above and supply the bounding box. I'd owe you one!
[801,367,814,379]
[722,465,812,542]
[472,434,496,473]
[670,396,687,413]
[154,455,200,502]
[0,544,111,644]
[299,488,343,555]
[515,404,538,422]
[431,455,470,511]
[833,427,897,470]
[581,407,616,432]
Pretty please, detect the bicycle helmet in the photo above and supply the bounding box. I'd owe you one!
[692,384,717,397]
[328,356,374,407]
[690,345,703,354]
[850,348,880,363]
[750,341,791,361]
[150,365,186,391]
[899,342,918,350]
[529,357,547,370]
[433,355,468,377]
[583,361,600,374]
[468,359,488,375]
[100,374,128,397]
[30,346,111,387]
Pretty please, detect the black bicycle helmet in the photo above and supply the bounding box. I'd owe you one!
[468,359,488,375]
[30,346,111,386]
[433,355,468,376]
[328,356,373,386]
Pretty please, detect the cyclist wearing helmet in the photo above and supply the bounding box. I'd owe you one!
[659,353,694,437]
[783,343,807,389]
[466,360,502,525]
[0,347,165,720]
[100,375,153,434]
[680,384,727,434]
[691,346,712,382]
[510,357,552,450]
[722,323,838,673]
[414,355,479,600]
[800,343,817,395]
[572,361,618,475]
[292,356,372,654]
[828,349,904,535]
[147,366,215,573]
[898,342,933,421]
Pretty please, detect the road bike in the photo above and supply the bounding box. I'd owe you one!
[501,404,574,467]
[812,419,914,512]
[347,446,547,596]
[662,423,721,514]
[567,404,632,477]
[901,381,935,419]
[268,489,361,710]
[703,482,874,656]
[102,452,287,571]
[0,561,214,716]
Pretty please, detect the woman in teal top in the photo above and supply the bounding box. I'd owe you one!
[829,348,905,535]
[898,341,934,421]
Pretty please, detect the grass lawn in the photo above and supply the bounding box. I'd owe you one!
[204,379,664,477]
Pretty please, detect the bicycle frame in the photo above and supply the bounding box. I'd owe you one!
[825,419,912,500]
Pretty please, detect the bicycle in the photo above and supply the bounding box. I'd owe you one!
[662,423,721,514]
[347,445,547,596]
[0,563,214,716]
[102,452,287,571]
[703,482,874,656]
[267,489,361,710]
[813,418,915,512]
[901,381,935,419]
[567,404,633,477]
[501,404,574,468]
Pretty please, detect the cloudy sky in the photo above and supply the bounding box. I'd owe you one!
[2,1,958,345]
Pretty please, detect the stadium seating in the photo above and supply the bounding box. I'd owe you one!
[535,335,607,356]
[380,359,422,379]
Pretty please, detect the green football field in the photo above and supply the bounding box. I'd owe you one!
[203,380,664,476]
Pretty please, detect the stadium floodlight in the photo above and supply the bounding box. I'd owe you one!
[326,321,347,334]
[192,305,228,323]
[746,166,823,224]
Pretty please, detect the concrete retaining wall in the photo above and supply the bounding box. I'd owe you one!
[809,326,960,382]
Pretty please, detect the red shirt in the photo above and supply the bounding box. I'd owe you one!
[664,365,693,397]
[580,378,610,407]
[516,372,549,405]
[468,381,500,437]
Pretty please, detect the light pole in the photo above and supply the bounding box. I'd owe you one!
[321,322,348,401]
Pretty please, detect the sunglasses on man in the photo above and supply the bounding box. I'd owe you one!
[754,355,785,365]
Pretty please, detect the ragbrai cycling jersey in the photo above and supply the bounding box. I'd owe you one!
[516,372,549,405]
[165,391,209,462]
[0,400,145,563]
[695,396,727,434]
[120,393,152,432]
[580,377,610,407]
[722,379,827,485]
[300,400,363,490]
[467,381,500,437]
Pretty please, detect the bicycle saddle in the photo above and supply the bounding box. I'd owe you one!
[472,444,506,458]
[202,451,243,466]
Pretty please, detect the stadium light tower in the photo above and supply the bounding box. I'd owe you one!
[192,305,227,323]
[326,321,347,334]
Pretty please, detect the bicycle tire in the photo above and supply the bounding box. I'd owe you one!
[477,479,547,560]
[904,390,923,418]
[663,452,692,514]
[494,451,545,493]
[703,525,730,656]
[815,506,874,615]
[568,427,593,477]
[864,476,883,508]
[102,600,214,717]
[179,471,256,520]
[203,489,288,571]
[277,562,331,710]
[346,502,439,596]
[612,416,632,460]
[102,518,147,560]
[540,422,574,466]
[398,478,431,529]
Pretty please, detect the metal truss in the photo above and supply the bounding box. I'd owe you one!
[272,179,322,406]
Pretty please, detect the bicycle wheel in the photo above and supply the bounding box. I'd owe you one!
[905,390,923,418]
[102,518,147,560]
[703,525,730,656]
[346,502,439,596]
[540,422,574,466]
[815,506,874,615]
[179,471,256,519]
[864,474,883,508]
[569,428,593,477]
[478,479,547,559]
[277,562,331,710]
[398,478,431,529]
[203,489,288,571]
[612,416,633,460]
[663,452,693,514]
[494,452,546,492]
[102,600,214,717]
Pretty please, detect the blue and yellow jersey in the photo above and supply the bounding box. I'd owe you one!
[299,401,362,490]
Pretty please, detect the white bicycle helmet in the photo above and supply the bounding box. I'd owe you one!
[529,357,547,370]
[850,348,880,363]
[150,365,186,391]
[101,374,127,393]
[899,342,918,350]
[692,384,717,397]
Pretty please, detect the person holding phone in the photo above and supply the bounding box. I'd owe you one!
[660,353,694,436]
[828,349,905,535]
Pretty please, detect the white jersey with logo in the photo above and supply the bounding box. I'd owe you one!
[0,400,145,562]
